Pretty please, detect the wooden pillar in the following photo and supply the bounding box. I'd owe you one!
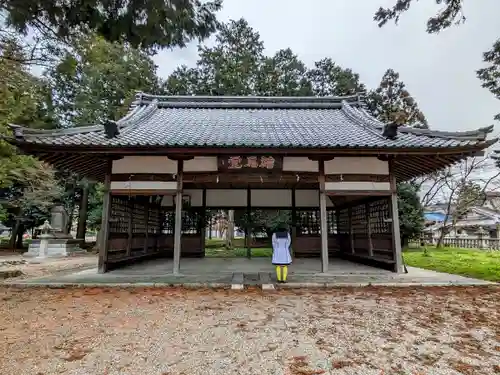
[246,187,252,258]
[291,187,297,258]
[173,160,184,275]
[365,202,373,257]
[201,188,207,256]
[126,199,133,257]
[318,160,329,273]
[389,159,403,273]
[98,160,112,274]
[348,207,354,254]
[143,197,150,253]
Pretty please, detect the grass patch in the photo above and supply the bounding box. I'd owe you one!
[205,238,247,249]
[404,247,500,282]
[205,247,272,258]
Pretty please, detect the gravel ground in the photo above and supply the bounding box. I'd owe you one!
[0,254,97,281]
[0,286,499,375]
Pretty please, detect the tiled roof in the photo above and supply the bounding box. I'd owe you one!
[9,93,497,150]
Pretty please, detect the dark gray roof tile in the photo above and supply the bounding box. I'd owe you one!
[10,94,496,150]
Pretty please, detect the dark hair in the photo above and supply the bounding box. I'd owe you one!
[275,226,289,238]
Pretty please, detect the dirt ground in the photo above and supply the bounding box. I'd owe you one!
[0,286,499,375]
[0,254,97,280]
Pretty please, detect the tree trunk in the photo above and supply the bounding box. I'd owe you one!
[15,224,24,249]
[401,235,409,249]
[225,210,234,249]
[208,216,212,240]
[76,185,89,242]
[9,217,21,249]
[436,229,446,248]
[66,209,74,234]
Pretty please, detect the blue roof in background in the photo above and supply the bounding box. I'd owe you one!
[424,212,447,222]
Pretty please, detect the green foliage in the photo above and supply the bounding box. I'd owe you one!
[166,19,264,95]
[86,183,104,230]
[366,69,428,128]
[2,162,62,231]
[256,48,312,96]
[0,37,56,171]
[453,182,484,222]
[477,39,500,122]
[306,58,365,96]
[205,247,272,258]
[164,19,363,98]
[234,210,291,238]
[46,34,160,126]
[397,183,424,245]
[374,1,498,124]
[404,247,500,282]
[374,0,466,34]
[0,37,61,233]
[1,0,222,52]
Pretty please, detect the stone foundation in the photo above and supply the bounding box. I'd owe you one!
[26,239,85,257]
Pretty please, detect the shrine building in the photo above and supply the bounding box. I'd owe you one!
[8,93,496,274]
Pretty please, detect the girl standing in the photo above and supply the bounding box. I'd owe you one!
[271,226,292,283]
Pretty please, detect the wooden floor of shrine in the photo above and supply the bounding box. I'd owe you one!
[107,257,391,276]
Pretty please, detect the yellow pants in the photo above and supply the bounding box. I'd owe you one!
[275,265,288,282]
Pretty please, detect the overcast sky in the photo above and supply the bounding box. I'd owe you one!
[153,0,500,134]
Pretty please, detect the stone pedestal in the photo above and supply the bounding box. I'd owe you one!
[26,238,85,257]
[25,219,85,258]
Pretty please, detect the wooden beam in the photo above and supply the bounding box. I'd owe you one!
[201,188,207,255]
[291,187,297,259]
[325,174,390,182]
[98,159,112,273]
[173,159,184,275]
[246,187,251,258]
[167,155,195,161]
[308,156,335,161]
[389,159,403,273]
[318,159,329,273]
[327,190,392,197]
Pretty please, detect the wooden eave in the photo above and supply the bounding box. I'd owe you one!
[11,140,494,183]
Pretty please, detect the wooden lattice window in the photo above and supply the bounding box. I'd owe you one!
[147,207,162,234]
[109,196,129,233]
[327,209,337,234]
[296,210,320,235]
[182,210,201,234]
[369,198,391,234]
[337,208,349,234]
[351,204,367,235]
[132,203,146,233]
[162,210,175,234]
[161,209,202,234]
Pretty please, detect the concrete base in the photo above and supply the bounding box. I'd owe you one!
[26,238,85,258]
[231,272,244,290]
[7,257,496,288]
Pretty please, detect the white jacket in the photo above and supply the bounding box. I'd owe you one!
[271,232,292,265]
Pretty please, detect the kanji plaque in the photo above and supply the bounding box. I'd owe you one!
[218,155,283,172]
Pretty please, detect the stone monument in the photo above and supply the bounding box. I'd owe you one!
[49,205,72,238]
[25,205,84,257]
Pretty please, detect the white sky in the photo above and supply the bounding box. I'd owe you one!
[153,0,500,134]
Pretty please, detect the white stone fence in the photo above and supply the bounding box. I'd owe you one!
[435,237,500,250]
